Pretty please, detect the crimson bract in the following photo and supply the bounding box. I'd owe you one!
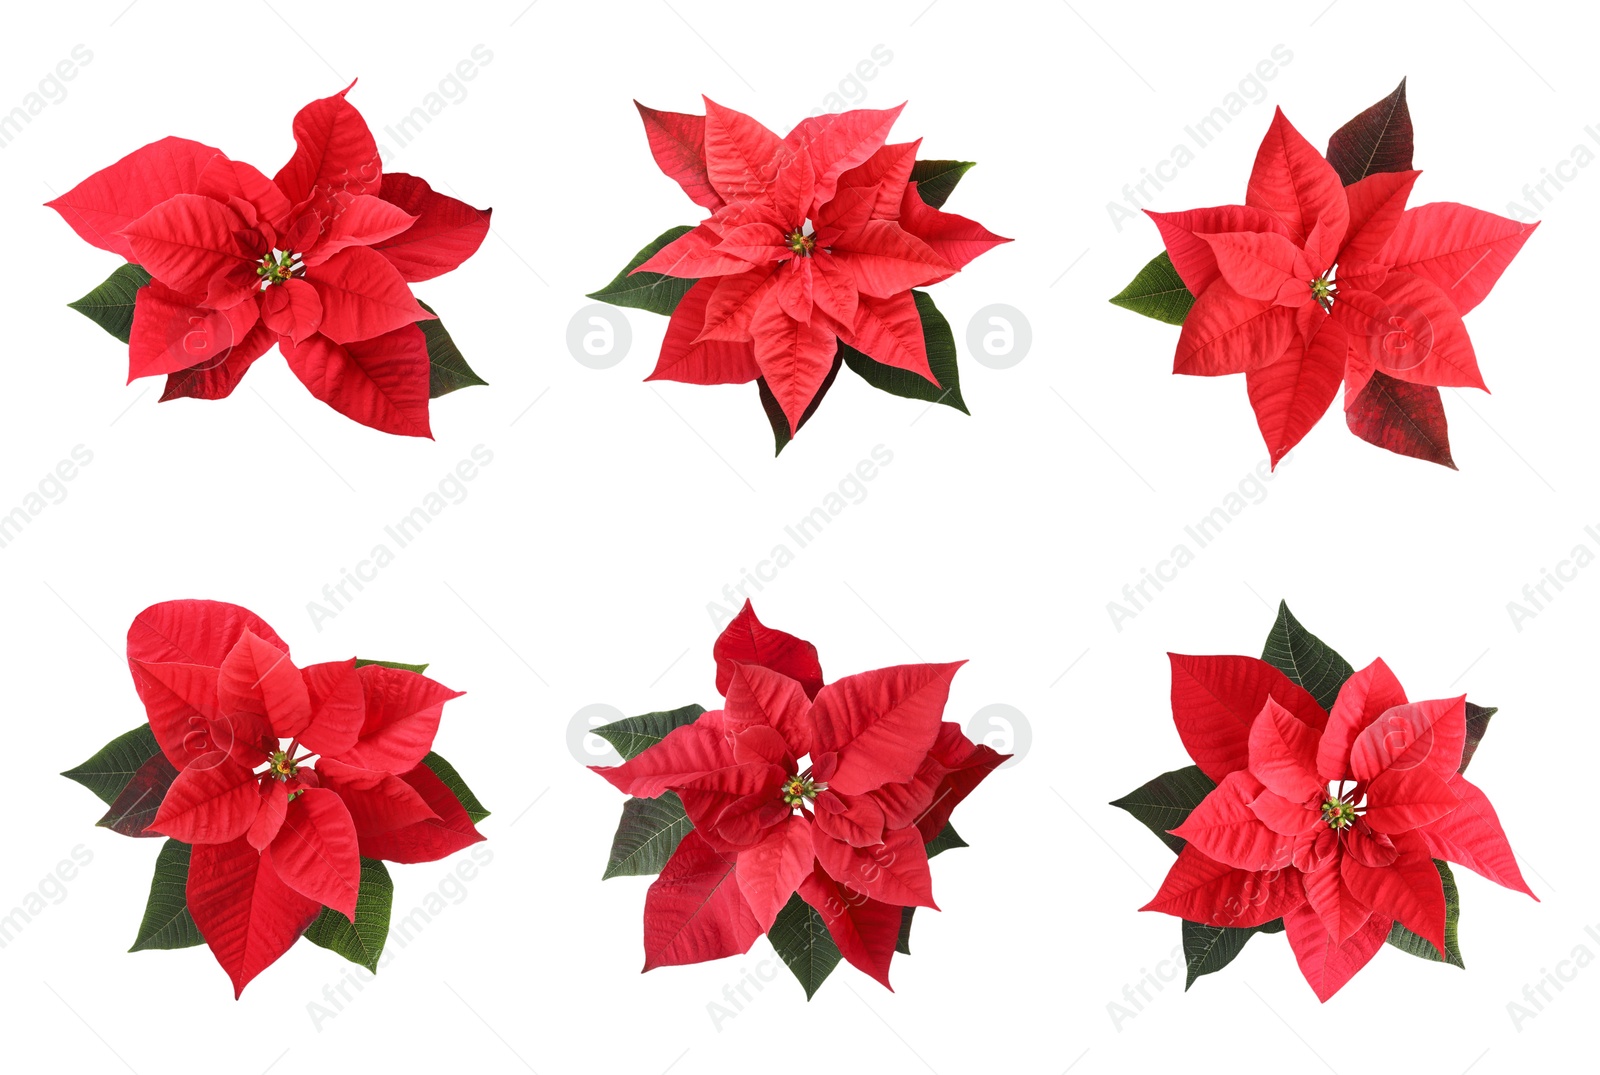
[590,100,1008,451]
[50,82,490,437]
[63,600,489,996]
[590,602,1004,995]
[1115,602,1534,1001]
[1112,80,1535,468]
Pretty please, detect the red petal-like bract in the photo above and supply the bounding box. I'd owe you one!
[593,712,734,798]
[1141,843,1304,928]
[649,279,762,384]
[121,194,255,298]
[798,863,901,989]
[1284,899,1391,1003]
[273,82,381,210]
[315,756,439,836]
[47,137,222,260]
[735,817,813,931]
[149,754,262,844]
[339,663,461,772]
[188,839,322,997]
[713,601,825,700]
[1246,315,1345,466]
[1378,203,1536,315]
[267,787,361,920]
[1420,775,1536,898]
[810,662,962,795]
[1246,108,1349,252]
[356,761,484,864]
[1167,653,1325,783]
[635,103,722,212]
[372,173,492,282]
[1317,658,1408,781]
[282,323,433,439]
[1174,280,1296,377]
[643,829,763,970]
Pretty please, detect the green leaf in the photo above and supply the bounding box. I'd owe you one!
[1111,765,1216,854]
[1387,860,1464,967]
[1260,601,1354,712]
[304,858,394,973]
[758,352,843,455]
[1110,251,1194,326]
[908,160,975,209]
[603,792,692,879]
[1460,703,1496,774]
[896,906,915,955]
[841,290,968,415]
[924,822,967,859]
[587,226,698,316]
[62,724,162,807]
[422,751,490,823]
[69,263,151,344]
[129,839,203,952]
[769,893,841,1000]
[416,302,486,398]
[354,657,430,673]
[97,753,177,837]
[593,704,706,761]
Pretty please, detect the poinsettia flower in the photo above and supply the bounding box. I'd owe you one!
[124,599,480,995]
[630,100,1008,433]
[1144,652,1533,1000]
[593,601,1003,988]
[47,82,490,437]
[1146,106,1534,466]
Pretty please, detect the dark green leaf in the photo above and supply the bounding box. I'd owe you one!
[62,724,162,807]
[841,290,968,414]
[354,658,430,673]
[97,753,177,837]
[908,160,975,209]
[416,302,486,398]
[603,792,692,879]
[769,893,841,1000]
[897,906,915,955]
[1460,703,1496,774]
[587,226,697,315]
[592,704,706,761]
[422,752,490,823]
[129,840,203,952]
[1110,251,1194,325]
[1387,860,1463,967]
[69,263,151,343]
[1260,601,1354,712]
[1325,78,1413,186]
[759,352,843,455]
[924,822,967,859]
[1111,766,1217,854]
[304,858,394,973]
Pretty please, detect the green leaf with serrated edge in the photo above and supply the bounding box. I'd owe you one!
[1110,251,1195,326]
[842,290,968,414]
[770,893,842,1000]
[759,352,843,455]
[354,658,430,673]
[422,751,489,823]
[896,906,915,955]
[62,724,162,807]
[304,858,394,973]
[924,822,967,859]
[1387,860,1463,967]
[1461,703,1495,774]
[416,301,486,398]
[1260,601,1354,713]
[587,226,698,316]
[593,704,706,761]
[129,839,203,952]
[97,753,177,837]
[1181,917,1284,989]
[69,263,151,344]
[908,160,975,209]
[603,792,691,879]
[1111,765,1217,854]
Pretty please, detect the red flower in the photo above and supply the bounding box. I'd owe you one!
[1144,653,1534,1000]
[1147,105,1534,466]
[47,82,489,437]
[593,602,1003,988]
[632,100,1007,433]
[126,599,481,995]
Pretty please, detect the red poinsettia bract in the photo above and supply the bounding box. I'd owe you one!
[594,602,1004,987]
[127,600,482,995]
[1147,103,1534,466]
[633,99,1008,434]
[1144,653,1534,1000]
[48,82,489,437]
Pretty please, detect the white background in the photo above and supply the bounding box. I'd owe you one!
[1,1,1594,1072]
